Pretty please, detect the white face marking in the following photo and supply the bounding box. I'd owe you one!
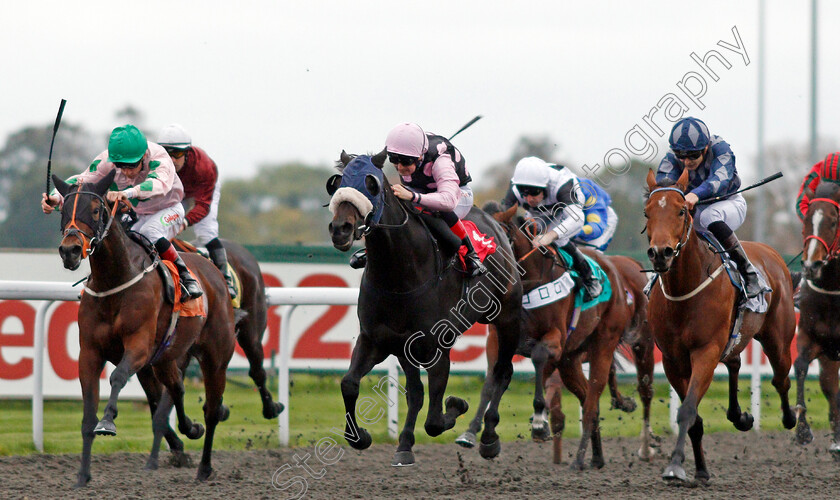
[806,208,824,262]
[658,196,667,208]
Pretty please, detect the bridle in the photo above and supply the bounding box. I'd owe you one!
[60,185,121,259]
[804,197,840,263]
[646,187,693,272]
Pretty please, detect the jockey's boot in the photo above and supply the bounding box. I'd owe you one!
[462,237,487,278]
[173,255,203,300]
[722,233,762,299]
[208,245,237,299]
[561,241,602,301]
[349,248,367,269]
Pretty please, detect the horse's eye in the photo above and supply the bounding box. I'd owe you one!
[679,208,686,217]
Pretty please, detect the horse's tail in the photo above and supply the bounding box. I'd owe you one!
[234,308,249,330]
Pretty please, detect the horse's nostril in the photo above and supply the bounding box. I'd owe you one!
[663,247,674,258]
[328,222,334,232]
[647,248,656,259]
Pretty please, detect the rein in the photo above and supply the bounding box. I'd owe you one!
[62,187,122,258]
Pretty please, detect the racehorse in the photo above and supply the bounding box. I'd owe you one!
[174,238,284,419]
[52,171,236,486]
[794,181,840,457]
[456,202,635,468]
[644,168,796,483]
[327,151,522,465]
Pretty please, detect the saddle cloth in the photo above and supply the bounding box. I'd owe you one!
[161,260,207,318]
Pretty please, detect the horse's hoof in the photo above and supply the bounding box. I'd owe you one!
[263,401,284,420]
[196,467,216,482]
[348,428,372,450]
[795,423,814,446]
[611,396,637,413]
[144,457,159,471]
[662,464,688,482]
[218,404,230,422]
[391,450,416,466]
[445,396,469,416]
[455,431,477,448]
[73,473,91,489]
[531,425,551,442]
[570,460,585,472]
[591,457,605,469]
[478,439,501,459]
[782,410,797,430]
[185,423,205,440]
[169,451,194,468]
[829,442,840,461]
[638,446,656,461]
[732,412,754,432]
[94,419,117,436]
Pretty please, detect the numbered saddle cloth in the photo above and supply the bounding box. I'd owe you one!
[522,250,611,310]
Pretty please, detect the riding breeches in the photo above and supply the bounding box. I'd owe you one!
[130,204,185,242]
[186,179,222,246]
[694,193,746,235]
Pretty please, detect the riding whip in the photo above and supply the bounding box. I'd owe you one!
[45,99,67,197]
[696,171,783,206]
[448,115,482,141]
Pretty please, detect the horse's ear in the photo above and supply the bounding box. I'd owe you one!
[339,150,353,167]
[92,170,117,196]
[645,169,657,191]
[326,174,342,195]
[364,174,381,197]
[676,168,690,193]
[52,174,71,196]
[371,148,387,169]
[496,204,517,223]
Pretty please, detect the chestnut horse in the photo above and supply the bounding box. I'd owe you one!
[794,181,840,456]
[644,168,796,483]
[52,171,236,486]
[457,203,635,468]
[174,238,284,419]
[327,151,522,465]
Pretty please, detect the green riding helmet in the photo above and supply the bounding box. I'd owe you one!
[108,125,148,163]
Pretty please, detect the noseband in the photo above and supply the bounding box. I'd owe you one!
[804,197,840,262]
[61,186,120,259]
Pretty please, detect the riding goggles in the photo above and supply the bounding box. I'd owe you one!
[516,185,546,197]
[113,160,143,170]
[388,153,418,166]
[673,149,703,160]
[164,147,187,159]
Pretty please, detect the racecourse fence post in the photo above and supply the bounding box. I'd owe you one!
[33,301,54,453]
[387,356,399,439]
[278,304,296,447]
[750,339,762,431]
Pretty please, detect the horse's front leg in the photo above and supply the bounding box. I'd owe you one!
[530,341,551,442]
[137,366,186,471]
[723,355,754,431]
[456,327,499,448]
[424,352,469,437]
[392,357,424,466]
[793,332,818,445]
[340,332,387,451]
[608,357,637,412]
[154,358,205,440]
[817,357,840,458]
[75,348,105,488]
[633,328,657,460]
[96,331,153,436]
[572,340,614,470]
[478,317,518,460]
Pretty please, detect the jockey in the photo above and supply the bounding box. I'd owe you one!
[501,156,603,300]
[351,122,486,277]
[41,124,203,300]
[656,116,762,299]
[158,124,237,299]
[574,178,618,253]
[796,152,840,220]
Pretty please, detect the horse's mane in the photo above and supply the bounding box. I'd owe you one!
[482,200,503,215]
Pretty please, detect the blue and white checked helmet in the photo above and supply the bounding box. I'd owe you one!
[669,117,710,152]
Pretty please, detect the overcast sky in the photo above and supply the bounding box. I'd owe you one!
[2,1,837,185]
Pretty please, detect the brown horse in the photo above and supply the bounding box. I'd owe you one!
[794,181,840,456]
[174,238,284,419]
[644,168,796,483]
[457,203,634,468]
[52,171,236,487]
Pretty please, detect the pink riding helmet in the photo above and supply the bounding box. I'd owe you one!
[385,123,428,158]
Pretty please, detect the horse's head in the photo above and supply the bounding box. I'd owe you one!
[52,170,116,270]
[327,149,388,251]
[485,201,548,278]
[802,181,840,280]
[644,168,692,273]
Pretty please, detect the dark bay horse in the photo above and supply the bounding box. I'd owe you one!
[644,168,796,483]
[457,203,636,468]
[174,238,284,419]
[52,171,236,486]
[794,181,840,456]
[327,151,522,465]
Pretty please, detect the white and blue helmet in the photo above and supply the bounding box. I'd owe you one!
[669,117,710,152]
